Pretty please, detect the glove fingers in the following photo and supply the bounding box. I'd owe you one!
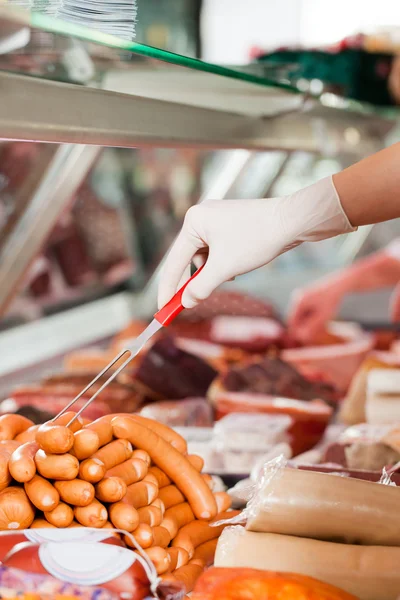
[181,256,226,309]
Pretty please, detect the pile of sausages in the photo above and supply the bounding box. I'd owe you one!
[0,413,238,593]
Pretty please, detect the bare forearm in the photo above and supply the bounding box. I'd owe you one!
[333,143,400,227]
[339,252,400,294]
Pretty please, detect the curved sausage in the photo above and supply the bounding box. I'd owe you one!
[79,458,106,483]
[0,414,33,441]
[107,457,148,486]
[44,502,74,528]
[102,414,187,454]
[148,466,171,488]
[24,475,59,511]
[163,503,194,539]
[187,455,204,472]
[193,539,218,567]
[92,439,133,471]
[112,417,216,520]
[36,423,74,455]
[108,502,139,532]
[74,499,108,528]
[214,492,232,513]
[0,448,13,492]
[35,450,79,481]
[53,412,84,433]
[123,481,158,509]
[30,518,56,529]
[9,442,39,483]
[95,477,127,503]
[173,560,204,594]
[151,525,171,549]
[143,547,170,575]
[15,425,40,444]
[54,479,95,507]
[131,449,151,467]
[84,417,113,448]
[72,429,100,460]
[158,486,185,510]
[137,505,163,527]
[172,511,240,559]
[0,487,35,530]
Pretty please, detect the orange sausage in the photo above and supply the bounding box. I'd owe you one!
[202,474,214,490]
[123,481,158,509]
[9,442,39,483]
[137,505,163,527]
[35,450,79,481]
[151,498,165,517]
[187,455,204,472]
[163,503,194,539]
[95,477,127,503]
[148,466,171,488]
[67,521,84,528]
[44,502,74,528]
[0,448,13,492]
[15,425,40,443]
[0,440,21,453]
[36,423,74,455]
[112,417,216,520]
[132,449,151,467]
[79,458,106,483]
[0,414,33,441]
[107,457,148,485]
[103,414,187,454]
[74,499,108,528]
[143,473,159,488]
[84,417,113,448]
[214,492,231,513]
[30,518,56,529]
[151,525,171,549]
[53,412,84,433]
[129,523,153,549]
[172,511,240,559]
[92,439,133,471]
[193,539,218,567]
[173,560,204,593]
[54,479,95,507]
[108,501,139,532]
[0,487,35,530]
[143,547,170,575]
[167,548,179,571]
[24,475,59,511]
[158,486,185,510]
[72,429,100,460]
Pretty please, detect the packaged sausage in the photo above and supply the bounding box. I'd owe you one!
[214,527,400,600]
[0,528,185,600]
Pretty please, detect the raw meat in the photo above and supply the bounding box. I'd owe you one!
[178,290,279,322]
[139,398,214,427]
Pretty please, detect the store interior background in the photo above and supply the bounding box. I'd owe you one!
[2,0,400,342]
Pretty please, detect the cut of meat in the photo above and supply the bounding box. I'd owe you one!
[177,290,279,322]
[139,398,214,428]
[211,391,332,455]
[134,336,218,400]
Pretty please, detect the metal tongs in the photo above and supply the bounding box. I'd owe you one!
[54,266,204,427]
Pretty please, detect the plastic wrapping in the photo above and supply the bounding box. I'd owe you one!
[139,398,214,428]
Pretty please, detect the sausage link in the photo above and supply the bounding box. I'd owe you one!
[92,439,133,471]
[53,412,84,433]
[0,448,13,491]
[74,499,108,528]
[35,450,79,481]
[36,424,74,455]
[54,479,95,507]
[193,539,218,567]
[24,475,59,511]
[84,417,113,447]
[8,442,38,483]
[30,518,56,529]
[151,525,171,549]
[72,429,100,460]
[158,486,185,510]
[151,498,165,517]
[79,458,106,483]
[132,449,151,467]
[173,560,204,594]
[95,477,127,503]
[143,473,158,487]
[129,523,153,549]
[108,501,139,532]
[143,547,170,575]
[0,414,33,441]
[0,440,21,453]
[186,455,204,472]
[163,503,194,539]
[45,502,74,528]
[112,417,216,520]
[123,481,158,509]
[148,466,171,488]
[137,505,162,527]
[107,457,148,485]
[15,425,39,444]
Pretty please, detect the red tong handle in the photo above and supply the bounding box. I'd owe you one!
[154,265,204,327]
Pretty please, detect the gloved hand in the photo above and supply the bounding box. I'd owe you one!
[158,176,356,309]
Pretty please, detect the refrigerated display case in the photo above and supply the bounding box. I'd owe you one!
[0,3,399,388]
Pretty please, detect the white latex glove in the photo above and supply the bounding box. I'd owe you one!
[158,176,356,309]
